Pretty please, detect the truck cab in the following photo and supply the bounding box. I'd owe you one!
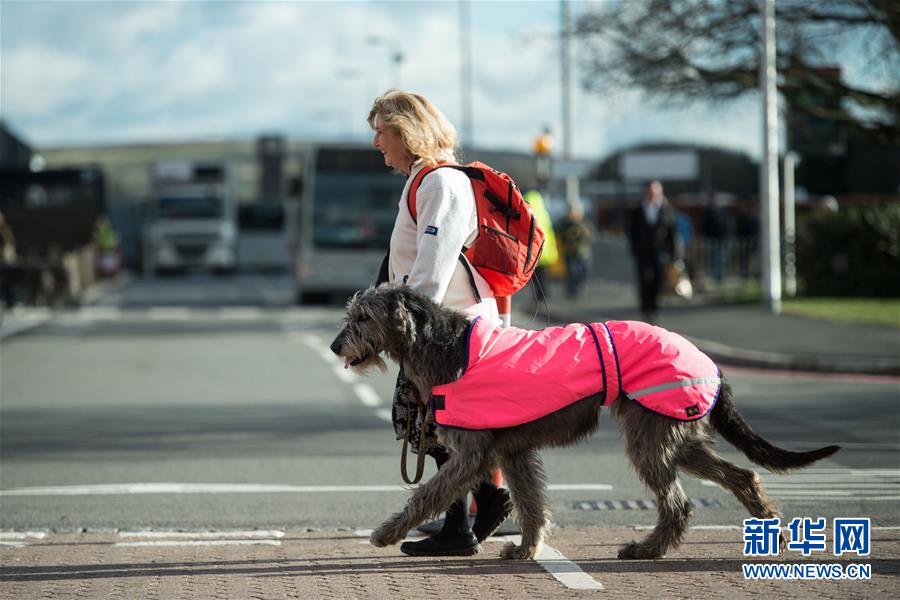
[143,161,237,275]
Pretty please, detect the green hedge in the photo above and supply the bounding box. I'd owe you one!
[796,203,900,297]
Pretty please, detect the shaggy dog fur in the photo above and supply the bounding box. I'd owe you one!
[330,284,840,560]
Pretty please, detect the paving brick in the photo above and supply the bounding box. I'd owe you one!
[1,528,897,599]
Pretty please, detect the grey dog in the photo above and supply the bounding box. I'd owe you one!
[330,284,840,560]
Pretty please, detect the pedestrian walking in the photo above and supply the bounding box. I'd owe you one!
[0,210,19,307]
[557,202,594,299]
[627,181,679,323]
[368,90,511,556]
[523,188,558,300]
[700,192,729,282]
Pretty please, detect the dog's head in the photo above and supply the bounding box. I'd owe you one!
[329,284,419,374]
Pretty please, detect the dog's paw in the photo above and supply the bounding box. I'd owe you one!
[370,523,404,548]
[500,541,537,560]
[617,541,663,560]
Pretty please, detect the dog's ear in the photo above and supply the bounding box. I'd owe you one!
[391,287,417,346]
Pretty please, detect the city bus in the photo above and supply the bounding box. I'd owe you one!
[292,143,538,304]
[293,144,403,304]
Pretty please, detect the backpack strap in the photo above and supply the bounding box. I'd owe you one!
[407,163,482,303]
[407,163,452,222]
[457,254,482,303]
[410,164,519,222]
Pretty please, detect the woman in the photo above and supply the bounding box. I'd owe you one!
[369,90,511,556]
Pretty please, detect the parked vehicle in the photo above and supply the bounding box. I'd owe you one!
[236,201,297,273]
[293,144,402,303]
[142,161,237,274]
[291,144,538,304]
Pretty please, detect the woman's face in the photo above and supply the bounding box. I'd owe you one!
[373,114,413,174]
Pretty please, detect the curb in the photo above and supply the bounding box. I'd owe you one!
[0,273,131,342]
[684,335,900,377]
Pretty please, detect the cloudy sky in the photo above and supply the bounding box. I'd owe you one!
[0,0,820,160]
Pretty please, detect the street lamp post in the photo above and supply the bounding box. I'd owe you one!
[459,0,474,149]
[760,0,782,314]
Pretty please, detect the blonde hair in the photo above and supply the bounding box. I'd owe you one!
[368,90,459,166]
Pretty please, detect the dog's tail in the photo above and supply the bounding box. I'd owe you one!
[710,381,840,473]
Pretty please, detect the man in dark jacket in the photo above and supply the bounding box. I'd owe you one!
[628,181,679,322]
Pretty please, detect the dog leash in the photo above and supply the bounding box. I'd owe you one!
[400,360,427,485]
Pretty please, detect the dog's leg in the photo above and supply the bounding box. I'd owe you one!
[619,433,692,559]
[677,440,785,552]
[370,442,490,548]
[496,448,551,560]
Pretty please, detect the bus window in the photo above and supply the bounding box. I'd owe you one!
[312,174,397,249]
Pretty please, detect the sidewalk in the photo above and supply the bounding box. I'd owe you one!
[1,527,897,599]
[0,272,130,341]
[515,278,900,376]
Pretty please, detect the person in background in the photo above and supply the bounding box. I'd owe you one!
[93,215,122,277]
[0,210,19,308]
[627,181,679,323]
[369,90,511,557]
[699,192,729,282]
[557,202,594,299]
[523,189,558,300]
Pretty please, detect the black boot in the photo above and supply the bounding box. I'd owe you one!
[400,496,480,556]
[471,481,513,542]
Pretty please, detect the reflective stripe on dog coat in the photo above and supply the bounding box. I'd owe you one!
[431,317,721,430]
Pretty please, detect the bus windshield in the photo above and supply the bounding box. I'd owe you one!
[312,150,403,249]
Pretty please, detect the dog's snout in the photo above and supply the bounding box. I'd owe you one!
[330,335,343,356]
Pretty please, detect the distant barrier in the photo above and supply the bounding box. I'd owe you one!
[585,234,760,287]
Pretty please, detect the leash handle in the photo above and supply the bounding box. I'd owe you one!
[400,401,427,485]
[398,362,426,485]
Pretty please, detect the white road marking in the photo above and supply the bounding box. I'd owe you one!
[701,468,899,500]
[0,531,47,540]
[285,331,314,343]
[505,535,604,591]
[148,307,192,321]
[633,525,742,530]
[293,331,392,416]
[114,530,284,548]
[0,308,52,339]
[119,530,284,539]
[353,383,381,407]
[217,307,265,320]
[0,482,614,496]
[116,540,281,547]
[78,307,122,321]
[548,484,613,491]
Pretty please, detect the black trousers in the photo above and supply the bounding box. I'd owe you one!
[636,258,663,314]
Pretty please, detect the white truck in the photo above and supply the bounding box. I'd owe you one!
[143,160,237,275]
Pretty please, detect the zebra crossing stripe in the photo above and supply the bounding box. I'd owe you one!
[504,535,604,590]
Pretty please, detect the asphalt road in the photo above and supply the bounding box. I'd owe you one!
[1,274,898,533]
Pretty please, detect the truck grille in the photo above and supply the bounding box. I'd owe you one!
[174,243,208,259]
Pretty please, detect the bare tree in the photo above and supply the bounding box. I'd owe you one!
[575,0,900,144]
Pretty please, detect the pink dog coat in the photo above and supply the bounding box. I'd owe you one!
[432,318,721,430]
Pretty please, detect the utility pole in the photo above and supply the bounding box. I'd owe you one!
[460,0,474,149]
[760,0,782,314]
[561,0,579,208]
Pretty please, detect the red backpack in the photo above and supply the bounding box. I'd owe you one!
[408,162,545,298]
